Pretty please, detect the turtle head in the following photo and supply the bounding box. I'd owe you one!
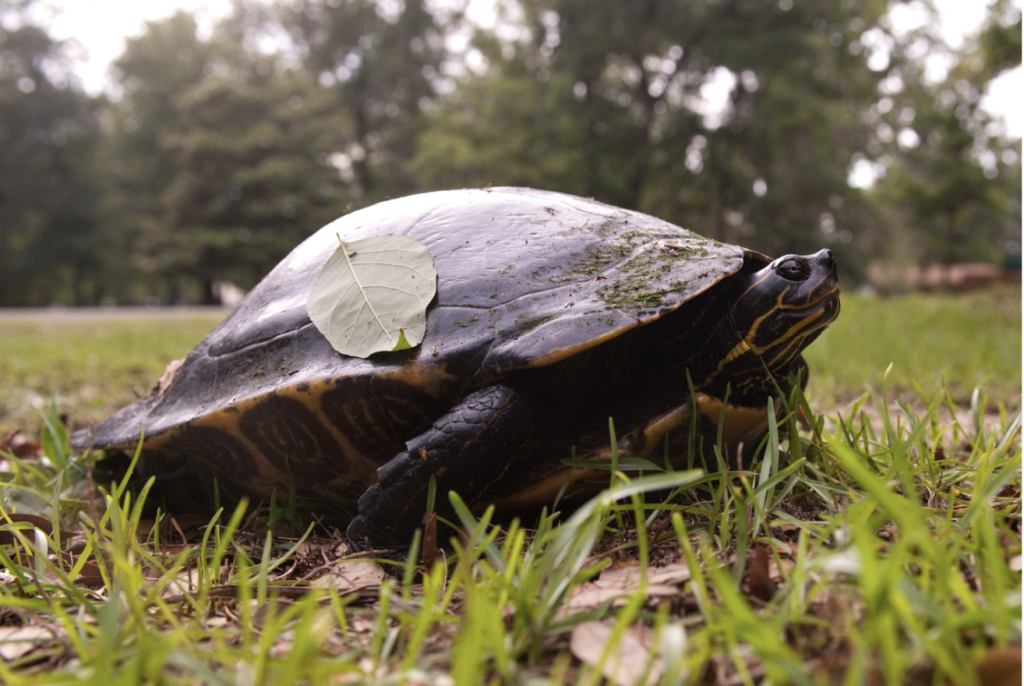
[730,248,840,374]
[705,249,839,400]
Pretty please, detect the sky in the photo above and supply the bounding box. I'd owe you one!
[46,0,232,83]
[42,0,1023,139]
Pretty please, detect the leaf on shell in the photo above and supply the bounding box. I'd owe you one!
[307,234,437,358]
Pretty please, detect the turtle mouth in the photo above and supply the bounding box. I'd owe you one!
[757,281,840,350]
[791,287,841,336]
[787,280,841,315]
[783,287,842,351]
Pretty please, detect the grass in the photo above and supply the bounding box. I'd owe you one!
[804,287,1021,407]
[0,309,227,436]
[0,290,1020,684]
[0,384,1019,684]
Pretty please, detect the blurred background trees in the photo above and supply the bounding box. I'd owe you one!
[0,0,103,306]
[0,0,1019,305]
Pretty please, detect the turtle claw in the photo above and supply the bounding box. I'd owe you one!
[344,511,403,554]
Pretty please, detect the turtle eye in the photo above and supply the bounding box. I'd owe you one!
[772,256,811,281]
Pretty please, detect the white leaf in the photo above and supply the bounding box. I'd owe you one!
[0,626,56,661]
[570,620,664,686]
[311,560,387,591]
[307,234,437,358]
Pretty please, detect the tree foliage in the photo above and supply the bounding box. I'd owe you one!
[100,11,349,303]
[0,0,1019,305]
[0,0,102,306]
[278,0,448,200]
[869,0,1021,267]
[413,0,896,267]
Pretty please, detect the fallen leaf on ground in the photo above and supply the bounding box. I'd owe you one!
[747,545,774,602]
[312,559,387,591]
[0,625,59,661]
[158,567,207,600]
[0,433,41,459]
[562,562,690,616]
[570,619,663,686]
[975,646,1022,686]
[566,583,678,615]
[602,562,692,587]
[0,513,75,545]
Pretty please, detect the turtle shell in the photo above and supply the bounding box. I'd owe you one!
[72,187,750,506]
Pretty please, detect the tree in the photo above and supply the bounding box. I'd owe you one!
[870,0,1021,268]
[3,0,1017,306]
[410,0,910,276]
[410,28,590,193]
[278,0,448,202]
[98,12,216,303]
[101,9,349,303]
[0,0,102,305]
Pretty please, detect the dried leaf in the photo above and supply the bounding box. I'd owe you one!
[158,568,206,600]
[0,433,41,459]
[74,560,106,589]
[747,545,775,602]
[0,625,58,661]
[570,620,664,686]
[0,513,75,545]
[602,562,692,587]
[567,584,678,615]
[562,562,689,616]
[312,559,387,592]
[975,646,1022,686]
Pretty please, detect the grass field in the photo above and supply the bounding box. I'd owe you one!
[803,287,1022,408]
[0,290,1020,684]
[0,308,228,437]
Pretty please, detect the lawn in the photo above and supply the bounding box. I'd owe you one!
[0,289,1020,684]
[0,308,227,437]
[803,287,1022,408]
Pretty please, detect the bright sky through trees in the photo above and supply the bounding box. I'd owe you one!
[45,0,1022,140]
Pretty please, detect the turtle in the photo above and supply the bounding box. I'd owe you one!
[70,187,840,551]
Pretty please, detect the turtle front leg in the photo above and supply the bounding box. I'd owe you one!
[346,384,533,552]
